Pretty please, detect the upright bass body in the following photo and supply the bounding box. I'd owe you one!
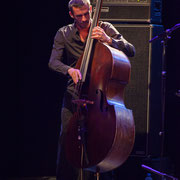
[66,41,135,172]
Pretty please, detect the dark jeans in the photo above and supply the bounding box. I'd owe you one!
[56,92,114,180]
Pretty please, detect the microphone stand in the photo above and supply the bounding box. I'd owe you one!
[142,23,180,180]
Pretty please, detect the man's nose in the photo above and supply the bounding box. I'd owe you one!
[82,15,87,21]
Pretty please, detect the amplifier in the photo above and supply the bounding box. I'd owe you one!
[91,0,162,24]
[113,24,164,157]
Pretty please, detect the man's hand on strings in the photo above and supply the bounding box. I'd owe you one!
[91,26,112,45]
[68,68,82,84]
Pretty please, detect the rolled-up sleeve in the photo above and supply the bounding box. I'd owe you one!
[101,22,136,57]
[48,30,71,75]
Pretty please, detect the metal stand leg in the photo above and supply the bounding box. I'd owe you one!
[95,167,100,180]
[96,172,100,180]
[80,168,83,180]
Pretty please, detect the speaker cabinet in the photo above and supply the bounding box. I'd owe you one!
[92,0,162,24]
[113,24,164,157]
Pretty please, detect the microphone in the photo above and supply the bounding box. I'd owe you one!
[176,90,180,98]
[166,23,180,35]
[149,23,180,43]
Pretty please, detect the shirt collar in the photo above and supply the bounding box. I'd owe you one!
[71,23,79,35]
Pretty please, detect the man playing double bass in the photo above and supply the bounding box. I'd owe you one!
[48,0,135,179]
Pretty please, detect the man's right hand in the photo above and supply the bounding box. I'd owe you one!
[68,68,82,84]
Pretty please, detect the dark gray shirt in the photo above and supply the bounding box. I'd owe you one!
[49,21,135,94]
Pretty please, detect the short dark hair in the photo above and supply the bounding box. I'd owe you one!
[68,0,91,14]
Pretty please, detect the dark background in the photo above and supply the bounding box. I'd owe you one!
[2,0,180,179]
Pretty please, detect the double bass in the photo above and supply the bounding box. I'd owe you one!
[65,0,135,174]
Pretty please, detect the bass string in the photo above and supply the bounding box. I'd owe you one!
[79,0,102,82]
[71,0,102,111]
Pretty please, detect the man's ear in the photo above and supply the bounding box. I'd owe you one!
[69,11,74,19]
